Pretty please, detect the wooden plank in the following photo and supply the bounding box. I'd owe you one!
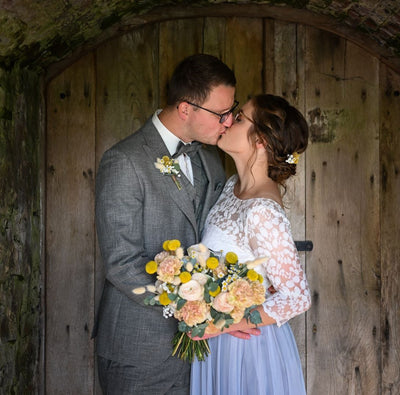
[305,27,380,394]
[159,18,204,107]
[46,53,96,394]
[94,24,159,394]
[203,17,226,60]
[380,64,400,394]
[95,25,159,158]
[203,16,231,173]
[268,20,308,377]
[223,16,263,177]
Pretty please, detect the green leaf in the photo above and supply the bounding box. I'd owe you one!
[168,293,178,301]
[177,298,187,310]
[208,282,219,292]
[191,326,206,338]
[178,321,190,332]
[249,310,262,325]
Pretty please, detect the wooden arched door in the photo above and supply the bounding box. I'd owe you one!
[46,15,400,394]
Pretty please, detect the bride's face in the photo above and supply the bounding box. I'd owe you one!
[217,100,255,156]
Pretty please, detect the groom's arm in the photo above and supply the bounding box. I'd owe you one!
[96,147,154,306]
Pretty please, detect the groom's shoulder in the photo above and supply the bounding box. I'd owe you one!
[107,117,154,154]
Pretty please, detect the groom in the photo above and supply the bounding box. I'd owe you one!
[94,54,237,394]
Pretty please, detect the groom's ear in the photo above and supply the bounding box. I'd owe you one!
[176,102,190,119]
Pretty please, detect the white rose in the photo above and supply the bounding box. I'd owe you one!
[187,243,210,268]
[178,280,204,301]
[191,272,210,286]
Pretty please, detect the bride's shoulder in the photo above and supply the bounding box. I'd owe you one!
[222,174,238,192]
[247,198,288,222]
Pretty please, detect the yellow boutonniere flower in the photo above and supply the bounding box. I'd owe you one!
[154,156,182,190]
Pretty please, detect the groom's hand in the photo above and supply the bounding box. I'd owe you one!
[229,328,261,340]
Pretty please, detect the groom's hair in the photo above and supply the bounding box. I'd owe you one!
[166,54,236,106]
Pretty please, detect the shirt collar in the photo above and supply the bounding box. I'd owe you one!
[152,110,181,156]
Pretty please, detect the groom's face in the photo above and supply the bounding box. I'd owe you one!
[185,84,236,145]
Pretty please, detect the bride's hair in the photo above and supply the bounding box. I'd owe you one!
[249,94,309,185]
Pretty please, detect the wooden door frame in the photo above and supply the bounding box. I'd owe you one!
[42,4,400,394]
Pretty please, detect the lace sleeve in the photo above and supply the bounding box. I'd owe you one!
[247,201,311,326]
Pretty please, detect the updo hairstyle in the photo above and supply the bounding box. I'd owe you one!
[250,94,309,185]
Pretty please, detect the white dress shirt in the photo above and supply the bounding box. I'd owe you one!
[152,110,194,184]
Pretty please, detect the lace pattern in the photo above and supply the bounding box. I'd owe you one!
[202,175,311,326]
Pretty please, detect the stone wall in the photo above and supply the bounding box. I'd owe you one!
[0,66,42,394]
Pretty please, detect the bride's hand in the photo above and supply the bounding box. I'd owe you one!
[228,328,261,340]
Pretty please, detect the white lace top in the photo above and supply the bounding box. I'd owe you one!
[201,175,311,326]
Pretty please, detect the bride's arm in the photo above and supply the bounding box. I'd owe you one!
[193,203,311,340]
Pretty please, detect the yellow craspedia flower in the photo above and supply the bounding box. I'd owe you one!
[258,274,264,283]
[145,260,158,274]
[159,292,171,306]
[209,285,221,297]
[206,257,219,270]
[247,269,259,281]
[162,240,170,250]
[167,239,181,251]
[225,252,238,265]
[162,155,172,165]
[179,271,192,283]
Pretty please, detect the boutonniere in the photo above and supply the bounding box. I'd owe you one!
[154,156,182,190]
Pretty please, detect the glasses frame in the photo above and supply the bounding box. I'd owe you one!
[186,100,239,124]
[235,110,255,124]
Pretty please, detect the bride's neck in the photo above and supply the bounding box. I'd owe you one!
[234,160,282,203]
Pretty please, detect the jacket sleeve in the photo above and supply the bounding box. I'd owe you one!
[95,147,154,306]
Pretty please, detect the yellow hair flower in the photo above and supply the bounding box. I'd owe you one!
[258,274,264,283]
[286,152,300,164]
[159,292,171,306]
[179,271,192,283]
[247,269,259,281]
[209,285,221,297]
[206,257,219,270]
[168,239,181,251]
[145,260,158,274]
[225,252,238,265]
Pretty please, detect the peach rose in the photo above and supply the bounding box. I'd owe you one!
[174,300,209,327]
[157,256,182,283]
[212,292,234,313]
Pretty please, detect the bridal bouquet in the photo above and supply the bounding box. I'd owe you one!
[133,239,268,362]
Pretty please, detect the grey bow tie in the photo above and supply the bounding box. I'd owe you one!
[173,141,202,158]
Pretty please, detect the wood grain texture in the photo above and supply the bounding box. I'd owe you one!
[380,64,400,394]
[305,27,380,394]
[46,53,96,394]
[267,20,308,377]
[159,18,204,107]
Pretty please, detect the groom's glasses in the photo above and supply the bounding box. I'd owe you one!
[186,100,239,124]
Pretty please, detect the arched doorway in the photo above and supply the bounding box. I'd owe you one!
[45,12,400,394]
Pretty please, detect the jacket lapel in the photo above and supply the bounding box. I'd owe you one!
[142,123,198,238]
[198,147,225,231]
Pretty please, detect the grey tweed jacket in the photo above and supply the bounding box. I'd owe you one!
[93,117,226,368]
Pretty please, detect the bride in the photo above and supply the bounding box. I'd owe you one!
[190,94,312,395]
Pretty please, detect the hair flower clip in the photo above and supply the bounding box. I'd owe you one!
[286,152,300,164]
[154,156,182,190]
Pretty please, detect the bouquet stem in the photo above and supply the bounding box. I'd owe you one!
[172,332,210,362]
